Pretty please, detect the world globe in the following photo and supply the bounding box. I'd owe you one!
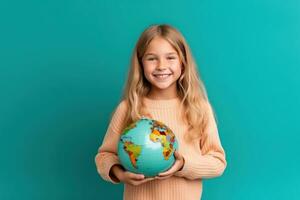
[117,117,179,177]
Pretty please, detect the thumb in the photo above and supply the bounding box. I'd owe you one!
[174,151,183,159]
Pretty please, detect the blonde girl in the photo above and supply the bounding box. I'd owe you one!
[95,24,227,200]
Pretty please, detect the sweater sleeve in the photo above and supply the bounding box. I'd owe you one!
[174,102,227,180]
[94,100,128,184]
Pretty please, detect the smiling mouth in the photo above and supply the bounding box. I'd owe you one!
[153,74,172,78]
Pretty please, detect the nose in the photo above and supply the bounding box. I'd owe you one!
[157,58,168,70]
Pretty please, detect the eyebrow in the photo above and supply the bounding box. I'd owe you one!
[144,52,177,56]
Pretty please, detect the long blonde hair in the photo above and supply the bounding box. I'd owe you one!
[115,24,216,141]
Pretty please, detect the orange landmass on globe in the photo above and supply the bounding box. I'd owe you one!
[122,140,142,169]
[149,121,176,160]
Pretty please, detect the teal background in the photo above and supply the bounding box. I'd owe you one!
[0,0,299,199]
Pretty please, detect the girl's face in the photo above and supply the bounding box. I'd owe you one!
[142,36,182,97]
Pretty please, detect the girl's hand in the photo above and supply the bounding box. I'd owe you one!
[155,151,185,180]
[111,164,155,186]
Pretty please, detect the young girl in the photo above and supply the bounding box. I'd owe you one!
[95,24,227,200]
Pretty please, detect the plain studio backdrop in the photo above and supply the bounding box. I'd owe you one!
[0,0,299,199]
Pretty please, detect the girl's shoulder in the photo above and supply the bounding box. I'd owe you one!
[113,99,129,114]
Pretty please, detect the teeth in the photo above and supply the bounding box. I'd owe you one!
[154,74,171,78]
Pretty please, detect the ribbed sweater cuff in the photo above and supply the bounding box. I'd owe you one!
[174,152,226,180]
[95,153,121,184]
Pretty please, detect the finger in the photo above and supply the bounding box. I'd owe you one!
[127,172,145,180]
[155,174,173,180]
[159,161,181,176]
[133,177,154,183]
[159,164,176,176]
[158,154,180,177]
[140,177,155,183]
[131,177,155,185]
[174,151,183,160]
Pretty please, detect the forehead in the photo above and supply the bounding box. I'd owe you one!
[144,36,177,55]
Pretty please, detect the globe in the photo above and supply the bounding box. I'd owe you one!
[117,117,179,177]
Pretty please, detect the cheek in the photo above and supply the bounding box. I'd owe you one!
[171,61,182,73]
[143,63,155,73]
[142,67,153,79]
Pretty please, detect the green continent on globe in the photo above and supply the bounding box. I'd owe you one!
[149,120,176,160]
[121,139,142,169]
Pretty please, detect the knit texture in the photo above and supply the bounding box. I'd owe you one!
[95,96,227,200]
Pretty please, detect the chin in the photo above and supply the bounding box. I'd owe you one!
[149,78,177,90]
[152,83,173,90]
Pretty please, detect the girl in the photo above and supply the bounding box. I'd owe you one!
[95,24,227,200]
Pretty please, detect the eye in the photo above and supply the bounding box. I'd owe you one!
[167,57,176,60]
[147,57,157,61]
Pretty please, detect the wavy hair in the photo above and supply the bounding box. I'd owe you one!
[115,24,216,142]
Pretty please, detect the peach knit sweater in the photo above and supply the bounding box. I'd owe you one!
[95,96,227,200]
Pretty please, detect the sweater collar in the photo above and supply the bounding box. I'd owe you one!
[143,96,181,109]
